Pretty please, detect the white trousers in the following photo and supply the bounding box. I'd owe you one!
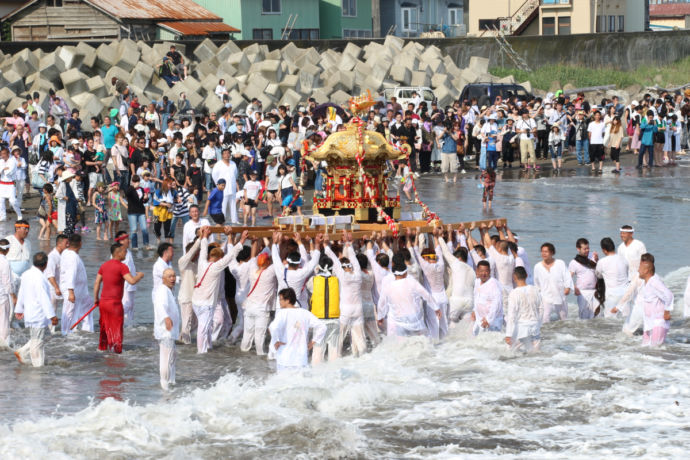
[543,302,567,323]
[312,319,340,364]
[576,290,597,320]
[179,301,196,345]
[229,302,244,343]
[362,302,380,346]
[212,301,232,342]
[159,338,176,390]
[16,326,47,367]
[449,296,473,323]
[623,300,645,336]
[193,304,214,353]
[122,290,135,326]
[222,193,238,223]
[0,297,10,347]
[337,316,367,358]
[16,179,25,206]
[61,296,94,335]
[241,303,270,355]
[0,193,22,220]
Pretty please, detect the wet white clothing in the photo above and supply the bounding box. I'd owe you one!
[617,239,647,281]
[684,275,690,318]
[15,266,54,327]
[568,259,597,290]
[377,276,438,337]
[269,307,326,371]
[122,249,137,324]
[272,244,320,309]
[15,326,48,367]
[619,274,645,335]
[414,245,449,338]
[473,277,504,334]
[0,254,14,346]
[241,259,278,355]
[470,250,497,279]
[5,234,31,277]
[638,274,673,332]
[153,284,180,341]
[533,259,573,309]
[45,248,62,299]
[488,246,516,292]
[158,337,176,390]
[517,246,532,283]
[439,237,474,321]
[365,248,390,305]
[0,157,22,220]
[178,238,200,344]
[60,249,93,334]
[182,218,211,254]
[152,257,172,301]
[595,254,629,317]
[192,239,242,307]
[505,285,543,343]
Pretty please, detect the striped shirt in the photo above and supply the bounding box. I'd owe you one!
[172,187,191,218]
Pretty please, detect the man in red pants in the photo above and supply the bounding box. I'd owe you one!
[93,243,144,353]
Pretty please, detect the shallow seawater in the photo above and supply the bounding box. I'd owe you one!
[1,159,690,459]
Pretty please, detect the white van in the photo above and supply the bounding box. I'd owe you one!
[383,87,436,108]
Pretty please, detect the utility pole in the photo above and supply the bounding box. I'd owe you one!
[372,0,381,37]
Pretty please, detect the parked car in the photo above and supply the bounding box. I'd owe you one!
[383,86,436,108]
[459,83,532,108]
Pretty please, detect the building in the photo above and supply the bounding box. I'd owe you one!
[194,0,319,40]
[2,0,239,41]
[319,0,373,39]
[379,0,468,37]
[468,0,646,36]
[649,0,690,30]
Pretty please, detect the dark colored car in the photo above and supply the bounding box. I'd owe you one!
[459,83,533,108]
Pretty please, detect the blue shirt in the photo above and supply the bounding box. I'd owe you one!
[639,118,657,146]
[441,133,457,153]
[101,125,119,149]
[208,188,224,214]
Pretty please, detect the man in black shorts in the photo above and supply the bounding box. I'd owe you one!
[242,171,262,226]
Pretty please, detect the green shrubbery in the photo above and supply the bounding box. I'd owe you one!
[491,57,690,91]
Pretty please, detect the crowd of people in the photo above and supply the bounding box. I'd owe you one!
[1,215,686,390]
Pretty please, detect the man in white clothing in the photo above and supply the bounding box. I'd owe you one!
[0,147,23,221]
[5,219,31,277]
[60,234,93,334]
[0,240,16,347]
[269,288,326,372]
[617,225,646,280]
[568,238,600,319]
[192,227,246,353]
[152,242,174,300]
[178,238,201,345]
[596,237,629,318]
[211,147,239,224]
[636,253,673,347]
[439,233,475,323]
[44,234,68,334]
[271,232,322,310]
[472,260,504,335]
[14,252,58,367]
[182,205,212,254]
[153,268,181,389]
[241,250,277,355]
[533,243,573,322]
[505,267,543,351]
[377,259,440,337]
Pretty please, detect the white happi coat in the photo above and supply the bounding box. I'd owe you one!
[269,307,326,370]
[0,157,17,199]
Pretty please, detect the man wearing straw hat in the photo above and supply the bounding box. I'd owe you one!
[0,147,22,221]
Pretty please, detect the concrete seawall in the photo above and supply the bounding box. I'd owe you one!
[2,30,689,71]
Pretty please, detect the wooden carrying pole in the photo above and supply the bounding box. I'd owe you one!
[207,218,507,239]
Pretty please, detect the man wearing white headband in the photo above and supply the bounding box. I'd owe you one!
[412,229,449,340]
[5,219,31,277]
[0,239,16,347]
[617,225,646,281]
[271,232,322,311]
[376,254,440,337]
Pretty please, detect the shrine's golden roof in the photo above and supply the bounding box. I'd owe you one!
[307,123,407,162]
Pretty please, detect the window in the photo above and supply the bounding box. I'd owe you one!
[558,16,571,35]
[282,28,320,40]
[448,8,461,25]
[262,0,281,14]
[542,17,555,35]
[618,15,625,32]
[402,7,418,32]
[47,0,63,6]
[478,19,500,31]
[343,29,372,38]
[596,15,602,32]
[342,0,356,17]
[253,28,273,40]
[608,15,615,33]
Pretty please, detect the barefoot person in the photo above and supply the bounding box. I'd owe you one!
[13,252,58,367]
[0,240,16,348]
[153,268,180,389]
[60,234,93,334]
[533,243,573,322]
[93,243,144,353]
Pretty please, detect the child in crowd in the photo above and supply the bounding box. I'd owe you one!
[140,171,157,222]
[93,182,109,240]
[401,164,414,203]
[480,168,496,211]
[108,181,127,238]
[38,183,54,240]
[548,125,565,171]
[242,170,262,226]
